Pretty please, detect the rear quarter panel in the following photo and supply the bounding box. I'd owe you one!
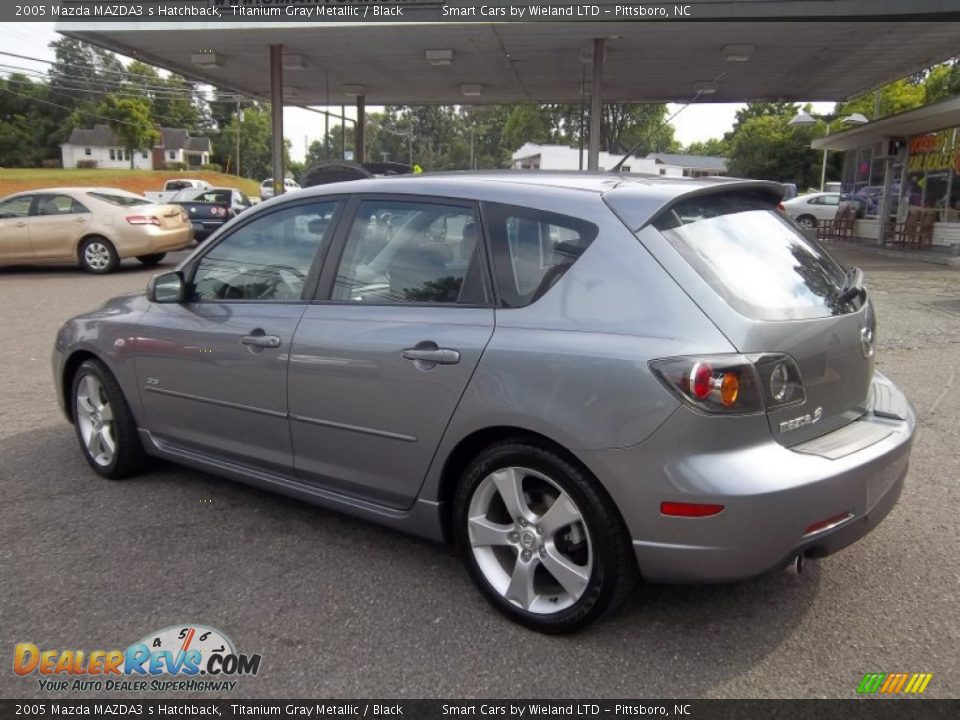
[416,209,736,502]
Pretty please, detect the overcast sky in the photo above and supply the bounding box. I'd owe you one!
[0,23,834,164]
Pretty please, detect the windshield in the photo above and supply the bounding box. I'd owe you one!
[654,192,850,321]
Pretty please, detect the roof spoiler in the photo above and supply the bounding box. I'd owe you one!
[603,180,786,232]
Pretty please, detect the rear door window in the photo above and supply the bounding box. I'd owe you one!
[653,192,850,320]
[484,203,598,308]
[331,199,488,305]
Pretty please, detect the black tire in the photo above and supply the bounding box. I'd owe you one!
[78,236,120,274]
[136,253,166,266]
[70,359,149,479]
[795,214,817,229]
[453,440,637,633]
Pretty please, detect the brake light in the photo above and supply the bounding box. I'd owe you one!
[804,512,853,536]
[126,215,161,226]
[650,354,805,414]
[212,206,226,217]
[777,202,785,212]
[661,502,725,517]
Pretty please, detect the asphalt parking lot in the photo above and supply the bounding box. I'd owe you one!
[1,245,958,699]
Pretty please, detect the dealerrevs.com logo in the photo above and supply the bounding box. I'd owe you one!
[14,625,262,692]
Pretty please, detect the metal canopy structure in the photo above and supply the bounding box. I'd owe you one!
[58,2,960,180]
[60,20,959,106]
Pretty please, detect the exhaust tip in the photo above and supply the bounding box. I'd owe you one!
[784,554,805,577]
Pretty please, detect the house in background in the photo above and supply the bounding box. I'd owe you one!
[60,125,212,170]
[511,143,728,177]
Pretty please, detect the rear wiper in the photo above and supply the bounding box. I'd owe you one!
[837,266,865,305]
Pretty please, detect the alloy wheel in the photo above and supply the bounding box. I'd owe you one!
[467,466,593,614]
[75,374,117,467]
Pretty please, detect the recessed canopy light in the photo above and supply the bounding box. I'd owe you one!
[426,49,453,66]
[342,84,367,96]
[191,52,221,68]
[722,44,754,62]
[283,54,307,70]
[460,84,482,97]
[694,82,718,95]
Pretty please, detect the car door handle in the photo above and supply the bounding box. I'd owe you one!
[241,333,281,349]
[401,347,461,365]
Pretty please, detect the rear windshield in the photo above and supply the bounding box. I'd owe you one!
[653,192,850,321]
[87,191,149,207]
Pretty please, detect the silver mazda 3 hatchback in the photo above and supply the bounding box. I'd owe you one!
[53,173,915,632]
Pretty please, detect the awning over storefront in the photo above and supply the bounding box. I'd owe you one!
[813,96,960,151]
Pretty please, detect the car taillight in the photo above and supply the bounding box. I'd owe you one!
[212,206,226,217]
[777,202,785,212]
[126,215,161,226]
[650,353,805,414]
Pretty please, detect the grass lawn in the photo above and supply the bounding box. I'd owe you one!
[0,169,261,198]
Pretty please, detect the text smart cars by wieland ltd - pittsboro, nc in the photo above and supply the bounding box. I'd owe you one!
[52,172,915,632]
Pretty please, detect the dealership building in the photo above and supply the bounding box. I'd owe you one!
[815,96,960,252]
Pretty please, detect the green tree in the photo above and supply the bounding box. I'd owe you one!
[685,137,729,157]
[924,61,960,104]
[98,96,158,168]
[835,78,926,120]
[0,74,55,167]
[212,105,289,179]
[725,111,825,188]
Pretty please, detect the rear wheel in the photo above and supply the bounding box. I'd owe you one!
[795,214,817,229]
[71,359,149,479]
[79,236,119,274]
[453,441,637,633]
[136,253,166,266]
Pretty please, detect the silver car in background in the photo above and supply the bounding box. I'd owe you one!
[53,173,915,632]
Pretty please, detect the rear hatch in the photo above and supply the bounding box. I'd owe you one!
[618,187,875,446]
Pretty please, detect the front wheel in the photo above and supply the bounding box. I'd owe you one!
[453,441,637,633]
[79,236,119,274]
[136,253,166,266]
[71,359,149,479]
[795,214,817,229]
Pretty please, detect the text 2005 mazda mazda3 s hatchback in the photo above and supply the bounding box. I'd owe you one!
[53,173,915,632]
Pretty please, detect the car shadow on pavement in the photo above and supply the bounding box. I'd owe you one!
[1,425,820,699]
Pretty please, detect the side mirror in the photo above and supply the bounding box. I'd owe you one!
[147,271,185,303]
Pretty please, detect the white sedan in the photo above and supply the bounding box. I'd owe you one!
[781,192,844,228]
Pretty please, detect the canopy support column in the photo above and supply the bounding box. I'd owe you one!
[588,38,605,171]
[270,44,284,196]
[355,95,366,164]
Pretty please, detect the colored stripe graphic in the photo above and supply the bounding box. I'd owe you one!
[858,672,932,694]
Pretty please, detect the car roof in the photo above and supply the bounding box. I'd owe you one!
[2,187,147,198]
[282,171,783,230]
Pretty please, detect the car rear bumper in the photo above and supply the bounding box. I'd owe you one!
[579,372,915,583]
[116,227,193,257]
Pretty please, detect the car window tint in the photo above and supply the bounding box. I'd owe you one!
[191,202,338,302]
[332,200,487,305]
[0,196,32,218]
[34,194,88,215]
[484,203,598,308]
[822,195,840,206]
[653,192,850,320]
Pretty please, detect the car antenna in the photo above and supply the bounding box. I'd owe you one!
[610,72,726,174]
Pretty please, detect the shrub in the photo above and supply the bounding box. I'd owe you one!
[200,163,222,173]
[165,161,187,171]
[76,160,98,169]
[42,158,62,169]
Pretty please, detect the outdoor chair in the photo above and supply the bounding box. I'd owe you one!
[890,209,921,248]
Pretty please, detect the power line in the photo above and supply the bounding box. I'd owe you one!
[0,60,237,98]
[0,85,145,128]
[0,68,213,100]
